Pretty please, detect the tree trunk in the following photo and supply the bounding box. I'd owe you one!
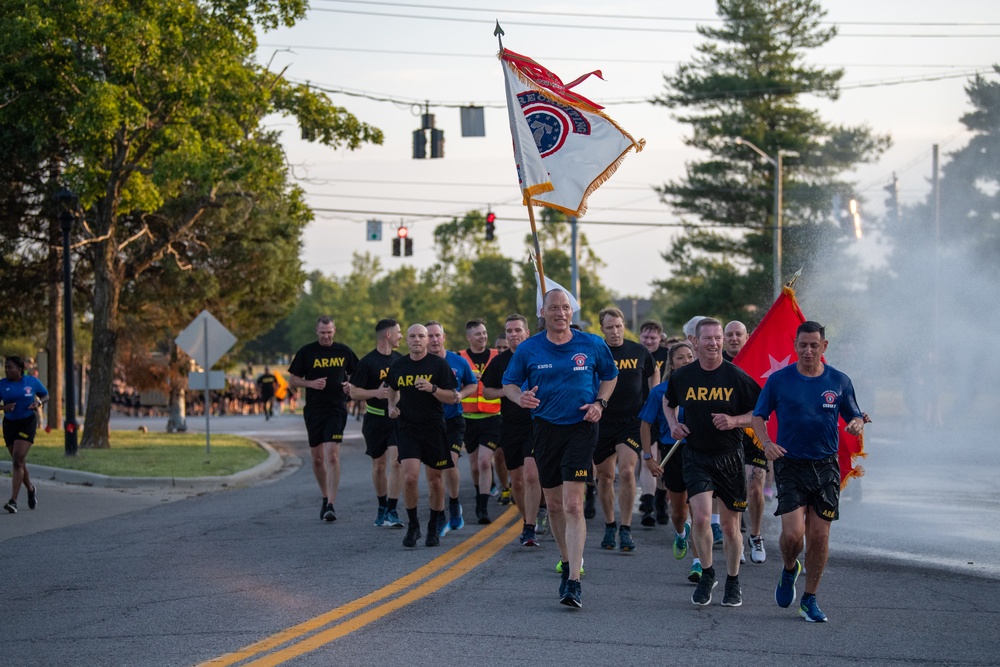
[80,235,122,450]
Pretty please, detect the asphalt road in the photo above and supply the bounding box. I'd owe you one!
[1,412,998,666]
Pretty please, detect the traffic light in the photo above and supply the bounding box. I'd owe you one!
[393,226,408,256]
[430,128,445,158]
[392,238,401,256]
[404,238,413,256]
[412,129,426,159]
[485,211,496,241]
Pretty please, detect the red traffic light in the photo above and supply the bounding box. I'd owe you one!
[397,226,408,239]
[486,212,496,224]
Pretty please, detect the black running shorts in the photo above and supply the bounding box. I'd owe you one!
[462,416,501,454]
[303,405,347,448]
[396,420,454,470]
[362,413,396,459]
[3,414,37,447]
[533,419,598,489]
[499,420,533,470]
[744,437,768,469]
[658,441,687,494]
[774,455,840,521]
[445,415,466,455]
[594,415,642,465]
[683,447,747,512]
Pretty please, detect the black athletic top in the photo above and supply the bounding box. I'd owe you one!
[481,349,531,427]
[606,340,655,418]
[664,360,761,454]
[352,349,403,413]
[288,341,359,410]
[388,354,458,427]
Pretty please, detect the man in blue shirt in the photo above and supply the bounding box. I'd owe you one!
[2,356,49,513]
[503,289,618,609]
[752,321,866,623]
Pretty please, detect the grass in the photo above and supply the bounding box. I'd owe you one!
[9,429,269,478]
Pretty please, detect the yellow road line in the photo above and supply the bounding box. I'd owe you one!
[200,507,520,667]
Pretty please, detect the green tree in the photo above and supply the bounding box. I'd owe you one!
[0,0,382,447]
[653,0,890,321]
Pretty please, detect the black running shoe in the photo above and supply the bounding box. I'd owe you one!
[425,520,440,547]
[3,500,16,514]
[692,570,717,605]
[476,507,492,525]
[323,504,336,522]
[27,486,37,510]
[722,577,742,607]
[320,498,328,521]
[560,579,582,609]
[640,510,656,527]
[403,524,421,548]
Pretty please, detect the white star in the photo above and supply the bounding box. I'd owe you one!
[761,354,792,380]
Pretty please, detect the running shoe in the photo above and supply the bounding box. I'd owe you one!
[490,483,499,497]
[584,485,596,519]
[448,503,464,531]
[775,559,803,608]
[425,520,440,547]
[799,594,828,623]
[499,488,513,505]
[638,495,655,527]
[688,562,703,583]
[320,497,328,521]
[403,523,421,548]
[559,562,570,599]
[374,506,387,527]
[673,522,690,559]
[601,525,617,550]
[711,522,723,544]
[27,486,37,510]
[536,507,549,535]
[437,513,450,538]
[3,500,16,514]
[555,558,585,576]
[385,509,404,528]
[618,525,636,552]
[520,526,538,547]
[323,504,336,522]
[640,509,656,527]
[560,579,582,609]
[476,507,492,525]
[722,577,742,607]
[749,535,766,563]
[691,570,717,605]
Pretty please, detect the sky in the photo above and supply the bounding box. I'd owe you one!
[255,0,1000,298]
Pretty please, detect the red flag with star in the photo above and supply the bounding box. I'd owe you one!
[733,285,866,488]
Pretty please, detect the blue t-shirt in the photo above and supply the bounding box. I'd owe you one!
[442,351,477,420]
[638,380,684,446]
[501,329,618,425]
[753,363,862,460]
[1,375,48,420]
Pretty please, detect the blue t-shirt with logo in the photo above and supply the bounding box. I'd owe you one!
[442,351,477,420]
[502,330,618,425]
[753,363,862,460]
[1,376,48,420]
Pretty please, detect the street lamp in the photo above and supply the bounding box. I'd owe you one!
[55,188,79,456]
[734,137,796,300]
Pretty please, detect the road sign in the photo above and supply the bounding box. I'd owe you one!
[187,371,226,391]
[175,311,236,369]
[367,219,383,241]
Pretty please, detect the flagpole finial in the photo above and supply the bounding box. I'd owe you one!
[494,20,505,50]
[785,267,803,290]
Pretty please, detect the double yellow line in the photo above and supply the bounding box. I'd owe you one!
[200,506,522,667]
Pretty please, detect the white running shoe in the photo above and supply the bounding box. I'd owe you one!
[749,535,766,563]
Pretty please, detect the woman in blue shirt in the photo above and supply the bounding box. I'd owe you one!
[2,356,48,513]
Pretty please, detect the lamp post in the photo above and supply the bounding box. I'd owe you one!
[55,188,79,456]
[734,137,794,300]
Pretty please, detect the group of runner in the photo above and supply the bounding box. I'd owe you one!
[283,291,865,619]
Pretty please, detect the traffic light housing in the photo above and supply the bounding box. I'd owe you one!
[430,128,444,158]
[392,238,401,256]
[404,238,413,256]
[412,129,427,159]
[485,211,496,241]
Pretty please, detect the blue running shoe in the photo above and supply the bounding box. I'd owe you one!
[385,508,404,528]
[560,579,582,609]
[775,559,803,608]
[374,506,387,527]
[688,561,703,583]
[674,522,690,559]
[449,503,465,531]
[601,525,617,550]
[438,512,450,537]
[711,522,723,545]
[618,526,636,552]
[799,594,828,622]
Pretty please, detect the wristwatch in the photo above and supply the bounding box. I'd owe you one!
[597,398,608,409]
[642,452,653,460]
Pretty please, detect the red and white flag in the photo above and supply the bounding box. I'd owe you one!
[500,48,644,217]
[733,285,866,488]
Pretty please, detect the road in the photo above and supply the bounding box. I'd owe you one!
[1,412,998,666]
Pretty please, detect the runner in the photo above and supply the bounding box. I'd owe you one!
[255,367,277,420]
[638,320,672,526]
[346,319,405,528]
[595,307,658,552]
[503,289,618,609]
[752,321,866,622]
[664,318,761,607]
[482,313,542,546]
[2,356,48,514]
[387,324,460,548]
[425,321,478,537]
[287,316,359,523]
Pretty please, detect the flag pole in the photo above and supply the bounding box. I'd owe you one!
[526,201,548,296]
[659,440,683,468]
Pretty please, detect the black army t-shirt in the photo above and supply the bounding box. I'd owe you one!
[388,354,458,427]
[288,341,359,411]
[664,360,760,454]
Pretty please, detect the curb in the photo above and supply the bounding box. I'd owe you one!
[0,438,283,491]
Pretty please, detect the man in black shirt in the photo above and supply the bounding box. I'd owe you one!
[256,367,277,420]
[288,316,359,523]
[595,307,658,552]
[388,324,460,548]
[665,317,761,608]
[346,318,405,528]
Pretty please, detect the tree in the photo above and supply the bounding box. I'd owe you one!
[0,0,382,447]
[652,0,890,321]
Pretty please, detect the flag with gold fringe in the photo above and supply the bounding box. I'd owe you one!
[500,48,644,217]
[733,285,866,489]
